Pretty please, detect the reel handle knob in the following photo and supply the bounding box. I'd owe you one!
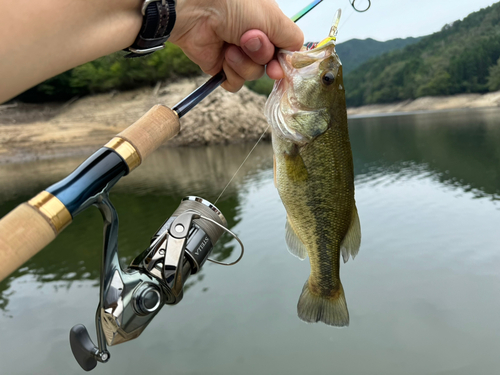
[70,324,108,371]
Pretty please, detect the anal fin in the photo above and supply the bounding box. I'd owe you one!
[285,217,308,260]
[340,204,361,263]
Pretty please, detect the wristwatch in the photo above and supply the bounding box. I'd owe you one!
[125,0,176,58]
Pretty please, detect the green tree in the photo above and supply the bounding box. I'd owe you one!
[487,57,500,91]
[244,75,275,96]
[416,70,451,97]
[344,2,500,107]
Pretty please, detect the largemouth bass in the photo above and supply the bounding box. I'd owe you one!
[264,10,361,327]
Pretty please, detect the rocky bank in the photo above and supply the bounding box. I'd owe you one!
[2,76,500,164]
[0,76,269,163]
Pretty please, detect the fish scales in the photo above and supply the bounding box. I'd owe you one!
[265,10,361,327]
[277,111,354,294]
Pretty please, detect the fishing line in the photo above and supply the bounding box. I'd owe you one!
[214,0,368,205]
[339,10,355,32]
[338,3,356,33]
[214,124,270,205]
[339,0,371,34]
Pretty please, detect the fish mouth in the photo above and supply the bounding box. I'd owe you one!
[278,45,334,77]
[278,42,337,114]
[264,42,337,144]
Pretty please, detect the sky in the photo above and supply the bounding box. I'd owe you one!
[276,0,499,43]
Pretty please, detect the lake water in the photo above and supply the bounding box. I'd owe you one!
[1,108,499,375]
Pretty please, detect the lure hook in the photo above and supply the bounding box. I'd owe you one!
[350,0,371,13]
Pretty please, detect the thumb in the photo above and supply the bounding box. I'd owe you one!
[265,3,304,51]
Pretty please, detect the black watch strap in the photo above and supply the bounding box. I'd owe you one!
[125,0,176,58]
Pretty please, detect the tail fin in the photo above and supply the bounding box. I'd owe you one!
[297,280,349,327]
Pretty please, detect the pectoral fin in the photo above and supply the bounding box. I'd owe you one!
[291,109,329,139]
[285,217,308,260]
[340,204,361,263]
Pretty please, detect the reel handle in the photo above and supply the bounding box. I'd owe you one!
[69,325,103,372]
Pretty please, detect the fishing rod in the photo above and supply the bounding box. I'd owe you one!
[0,0,344,372]
[172,0,327,114]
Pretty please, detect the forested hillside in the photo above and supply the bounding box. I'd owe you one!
[245,36,422,96]
[17,35,420,102]
[14,3,500,105]
[336,37,422,75]
[345,2,500,107]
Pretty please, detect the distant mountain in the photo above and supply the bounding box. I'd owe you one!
[345,2,500,107]
[245,36,423,97]
[336,37,423,75]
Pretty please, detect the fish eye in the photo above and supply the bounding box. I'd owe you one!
[322,71,335,86]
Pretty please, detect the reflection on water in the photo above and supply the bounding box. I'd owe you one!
[350,108,500,199]
[0,144,273,312]
[1,108,499,374]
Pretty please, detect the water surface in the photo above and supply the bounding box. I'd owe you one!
[1,108,499,374]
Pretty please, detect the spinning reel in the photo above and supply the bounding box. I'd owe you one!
[69,196,243,371]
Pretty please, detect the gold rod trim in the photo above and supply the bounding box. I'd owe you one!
[28,191,72,234]
[105,137,142,172]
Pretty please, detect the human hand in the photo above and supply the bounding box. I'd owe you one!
[169,0,304,92]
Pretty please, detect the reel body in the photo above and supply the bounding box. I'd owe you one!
[70,196,230,371]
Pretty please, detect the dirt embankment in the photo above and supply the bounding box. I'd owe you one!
[347,91,500,117]
[0,76,269,164]
[2,76,500,164]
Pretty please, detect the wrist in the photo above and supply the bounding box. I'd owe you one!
[169,0,219,44]
[169,0,191,43]
[125,0,178,56]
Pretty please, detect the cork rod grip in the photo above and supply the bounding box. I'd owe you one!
[0,204,57,282]
[0,105,179,281]
[118,105,180,162]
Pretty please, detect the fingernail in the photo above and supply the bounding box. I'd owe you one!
[245,37,262,52]
[227,48,244,64]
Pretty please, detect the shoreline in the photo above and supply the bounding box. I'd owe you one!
[348,106,499,119]
[0,76,270,164]
[346,90,500,117]
[1,79,500,164]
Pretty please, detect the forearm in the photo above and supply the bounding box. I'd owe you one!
[0,0,142,103]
